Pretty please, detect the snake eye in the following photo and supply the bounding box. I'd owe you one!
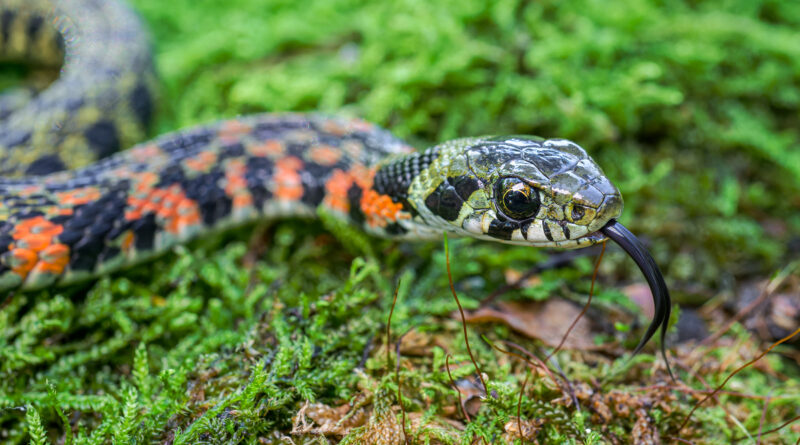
[496,177,540,220]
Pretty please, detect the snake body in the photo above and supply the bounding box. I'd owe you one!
[1,0,677,378]
[0,0,624,293]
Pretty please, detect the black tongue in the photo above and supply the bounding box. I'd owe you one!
[600,219,675,381]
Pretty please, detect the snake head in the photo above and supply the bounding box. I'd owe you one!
[411,136,623,248]
[407,136,673,378]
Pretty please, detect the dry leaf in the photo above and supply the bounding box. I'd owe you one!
[504,269,542,287]
[292,401,367,437]
[622,283,654,318]
[461,299,601,350]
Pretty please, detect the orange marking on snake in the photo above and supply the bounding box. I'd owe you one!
[308,145,342,166]
[219,119,252,143]
[224,159,253,209]
[16,235,50,251]
[132,171,159,195]
[18,185,43,198]
[322,119,348,136]
[169,198,201,234]
[248,140,285,157]
[350,165,375,189]
[349,118,378,133]
[7,217,69,279]
[274,156,304,201]
[323,169,354,213]
[184,150,218,173]
[129,144,164,163]
[10,248,38,278]
[12,217,63,240]
[360,189,409,228]
[32,244,70,275]
[55,186,102,206]
[125,185,200,234]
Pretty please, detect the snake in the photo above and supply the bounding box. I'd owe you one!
[0,0,672,374]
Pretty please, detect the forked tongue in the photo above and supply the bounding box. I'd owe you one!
[600,219,675,381]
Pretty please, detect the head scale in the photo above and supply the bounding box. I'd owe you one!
[406,136,623,247]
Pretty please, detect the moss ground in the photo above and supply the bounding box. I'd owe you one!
[2,0,799,443]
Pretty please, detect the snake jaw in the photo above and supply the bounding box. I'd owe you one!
[600,219,675,381]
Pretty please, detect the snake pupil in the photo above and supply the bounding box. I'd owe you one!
[497,178,540,220]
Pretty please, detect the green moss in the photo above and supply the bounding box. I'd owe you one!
[2,0,799,443]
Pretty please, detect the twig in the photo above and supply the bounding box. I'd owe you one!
[386,281,401,371]
[546,241,605,360]
[678,325,800,433]
[701,262,797,346]
[386,280,408,444]
[676,362,751,442]
[503,340,579,411]
[395,330,411,445]
[444,233,487,395]
[756,390,773,445]
[731,415,800,443]
[480,246,602,306]
[445,354,470,422]
[518,370,530,442]
[484,338,558,390]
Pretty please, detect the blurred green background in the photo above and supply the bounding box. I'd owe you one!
[2,0,799,443]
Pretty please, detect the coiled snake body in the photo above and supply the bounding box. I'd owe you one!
[0,0,671,367]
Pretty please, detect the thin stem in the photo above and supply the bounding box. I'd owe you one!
[546,241,606,360]
[444,233,488,395]
[678,325,800,433]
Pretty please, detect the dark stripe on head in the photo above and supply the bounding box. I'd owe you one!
[520,221,531,240]
[488,219,516,241]
[542,221,553,241]
[560,222,570,240]
[450,175,481,201]
[424,180,462,221]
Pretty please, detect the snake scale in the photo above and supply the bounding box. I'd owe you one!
[0,0,672,370]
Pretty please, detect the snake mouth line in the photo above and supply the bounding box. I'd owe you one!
[577,231,607,242]
[600,219,675,381]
